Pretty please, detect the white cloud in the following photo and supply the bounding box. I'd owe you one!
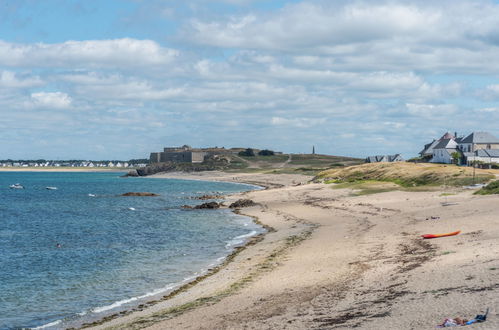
[0,38,179,69]
[183,1,499,74]
[271,116,327,128]
[31,92,72,109]
[405,103,457,117]
[0,71,43,88]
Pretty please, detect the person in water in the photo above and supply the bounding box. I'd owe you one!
[56,243,62,248]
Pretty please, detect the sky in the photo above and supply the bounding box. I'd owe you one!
[1,0,499,160]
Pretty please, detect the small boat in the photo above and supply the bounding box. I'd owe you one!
[9,183,24,189]
[46,186,58,190]
[421,230,461,239]
[88,193,96,197]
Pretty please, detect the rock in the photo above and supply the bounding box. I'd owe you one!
[194,202,221,209]
[124,169,139,177]
[229,199,257,208]
[121,192,160,197]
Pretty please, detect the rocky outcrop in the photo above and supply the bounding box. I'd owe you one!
[194,202,222,209]
[229,199,258,208]
[121,192,160,197]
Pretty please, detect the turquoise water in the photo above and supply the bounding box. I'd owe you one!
[0,172,262,329]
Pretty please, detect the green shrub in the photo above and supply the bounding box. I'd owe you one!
[258,149,275,156]
[475,180,499,195]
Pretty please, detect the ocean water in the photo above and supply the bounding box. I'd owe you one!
[0,172,263,329]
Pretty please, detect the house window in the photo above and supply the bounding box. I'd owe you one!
[487,144,491,149]
[468,145,471,152]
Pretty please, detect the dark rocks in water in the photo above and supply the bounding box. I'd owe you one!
[229,199,257,208]
[121,192,160,197]
[124,169,139,177]
[194,202,221,209]
[192,194,224,200]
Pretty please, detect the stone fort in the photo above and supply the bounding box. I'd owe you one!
[150,145,239,163]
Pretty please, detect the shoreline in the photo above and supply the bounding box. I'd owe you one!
[86,171,498,329]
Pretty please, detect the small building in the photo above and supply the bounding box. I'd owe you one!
[365,154,404,163]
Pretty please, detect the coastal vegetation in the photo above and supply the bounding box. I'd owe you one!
[316,162,496,190]
[474,180,499,195]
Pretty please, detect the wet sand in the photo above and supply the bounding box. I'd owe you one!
[89,171,498,330]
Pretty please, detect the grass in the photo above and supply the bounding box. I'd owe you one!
[288,154,363,167]
[329,180,433,195]
[317,162,496,188]
[474,180,499,195]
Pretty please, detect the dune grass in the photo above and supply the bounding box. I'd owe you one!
[316,162,496,189]
[474,180,499,195]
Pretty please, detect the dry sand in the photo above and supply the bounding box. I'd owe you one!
[90,171,498,330]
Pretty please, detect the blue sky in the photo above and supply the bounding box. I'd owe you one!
[1,0,499,160]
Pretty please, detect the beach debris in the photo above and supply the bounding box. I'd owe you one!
[422,230,460,239]
[442,202,459,206]
[194,202,221,209]
[121,192,160,197]
[437,308,488,327]
[425,216,441,220]
[229,199,258,208]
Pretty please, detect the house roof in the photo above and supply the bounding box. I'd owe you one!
[461,132,499,144]
[475,149,499,157]
[433,138,457,149]
[420,139,439,155]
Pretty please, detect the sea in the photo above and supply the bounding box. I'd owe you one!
[0,172,264,330]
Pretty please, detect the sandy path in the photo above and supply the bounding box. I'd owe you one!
[89,173,498,330]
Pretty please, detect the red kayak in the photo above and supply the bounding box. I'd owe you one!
[421,230,461,239]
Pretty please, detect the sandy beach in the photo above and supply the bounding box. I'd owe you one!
[88,171,498,330]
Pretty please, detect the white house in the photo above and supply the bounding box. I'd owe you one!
[430,139,458,164]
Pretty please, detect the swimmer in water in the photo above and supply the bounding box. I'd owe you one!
[56,243,62,248]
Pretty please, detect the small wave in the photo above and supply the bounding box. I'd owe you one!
[91,283,177,314]
[32,319,62,329]
[225,230,258,249]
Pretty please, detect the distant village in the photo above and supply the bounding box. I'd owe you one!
[0,160,148,168]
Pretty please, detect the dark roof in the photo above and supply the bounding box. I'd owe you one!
[433,138,456,149]
[461,132,499,144]
[475,149,499,157]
